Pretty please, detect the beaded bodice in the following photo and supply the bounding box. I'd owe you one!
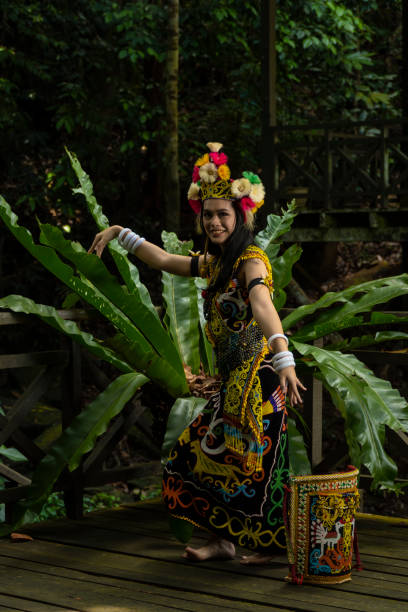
[204,245,273,379]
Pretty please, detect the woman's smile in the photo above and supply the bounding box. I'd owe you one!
[202,198,236,247]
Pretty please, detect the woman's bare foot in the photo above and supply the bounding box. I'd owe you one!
[182,537,235,562]
[240,552,275,565]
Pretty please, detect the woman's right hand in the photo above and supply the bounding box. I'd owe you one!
[88,225,122,258]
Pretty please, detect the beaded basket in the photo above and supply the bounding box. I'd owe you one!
[284,467,361,585]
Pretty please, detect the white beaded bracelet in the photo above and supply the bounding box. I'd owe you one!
[126,233,140,251]
[118,229,146,253]
[271,350,292,361]
[267,333,289,350]
[133,236,146,251]
[118,227,131,242]
[123,232,139,250]
[274,358,296,372]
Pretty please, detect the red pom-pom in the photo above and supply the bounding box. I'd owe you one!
[192,166,200,183]
[210,152,228,166]
[240,197,256,211]
[201,290,208,299]
[189,199,201,214]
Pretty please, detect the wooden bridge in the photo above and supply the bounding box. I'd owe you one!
[0,498,407,611]
[263,119,408,243]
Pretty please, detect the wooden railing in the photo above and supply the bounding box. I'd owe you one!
[264,119,408,242]
[0,310,159,522]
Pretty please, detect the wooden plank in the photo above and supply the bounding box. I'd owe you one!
[0,538,406,612]
[0,563,184,612]
[0,351,68,370]
[0,484,30,504]
[0,593,69,611]
[0,556,284,612]
[0,463,31,485]
[19,517,408,598]
[25,527,408,601]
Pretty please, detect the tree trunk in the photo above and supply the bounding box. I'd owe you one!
[163,0,180,232]
[260,0,277,227]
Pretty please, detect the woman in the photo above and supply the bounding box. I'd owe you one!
[89,142,305,565]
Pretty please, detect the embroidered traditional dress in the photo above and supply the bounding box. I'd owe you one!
[162,245,289,554]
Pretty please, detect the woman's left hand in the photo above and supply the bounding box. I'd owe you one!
[279,366,306,406]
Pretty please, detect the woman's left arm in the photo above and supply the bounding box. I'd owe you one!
[242,259,306,405]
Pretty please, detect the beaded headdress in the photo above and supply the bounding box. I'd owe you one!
[187,142,265,225]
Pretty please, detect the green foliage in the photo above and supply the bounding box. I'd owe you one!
[284,275,408,340]
[161,396,207,463]
[293,340,408,491]
[255,201,302,311]
[169,515,194,544]
[0,372,147,535]
[287,417,312,475]
[66,149,158,316]
[0,445,27,463]
[276,0,400,122]
[2,0,399,227]
[161,232,201,373]
[36,491,122,522]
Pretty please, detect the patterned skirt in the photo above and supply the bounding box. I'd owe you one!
[162,358,289,554]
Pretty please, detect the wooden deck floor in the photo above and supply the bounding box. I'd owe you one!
[0,499,407,612]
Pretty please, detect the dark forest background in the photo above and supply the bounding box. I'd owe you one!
[0,0,403,304]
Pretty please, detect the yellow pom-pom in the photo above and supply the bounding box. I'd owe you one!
[218,164,231,181]
[195,153,209,167]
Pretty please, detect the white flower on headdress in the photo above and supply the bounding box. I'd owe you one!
[231,178,251,198]
[199,162,218,184]
[249,182,265,203]
[188,182,200,201]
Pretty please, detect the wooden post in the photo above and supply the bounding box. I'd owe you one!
[62,340,84,519]
[303,339,323,468]
[163,0,180,232]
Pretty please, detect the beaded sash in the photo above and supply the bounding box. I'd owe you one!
[203,245,273,471]
[284,467,361,585]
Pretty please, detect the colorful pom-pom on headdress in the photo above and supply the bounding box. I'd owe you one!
[188,142,265,226]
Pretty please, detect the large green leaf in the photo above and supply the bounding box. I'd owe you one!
[255,200,298,260]
[195,276,215,375]
[66,148,157,318]
[168,515,194,544]
[0,198,151,350]
[161,396,207,462]
[292,340,408,490]
[286,274,408,338]
[0,202,185,396]
[2,373,147,534]
[0,445,27,463]
[271,243,303,311]
[272,244,303,293]
[39,222,186,389]
[325,330,408,351]
[287,417,311,475]
[161,231,201,373]
[0,295,133,373]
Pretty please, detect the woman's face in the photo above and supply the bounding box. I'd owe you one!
[202,199,236,248]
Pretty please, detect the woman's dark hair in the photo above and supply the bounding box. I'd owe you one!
[200,200,254,293]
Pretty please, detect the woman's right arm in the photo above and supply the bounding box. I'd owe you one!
[88,225,203,277]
